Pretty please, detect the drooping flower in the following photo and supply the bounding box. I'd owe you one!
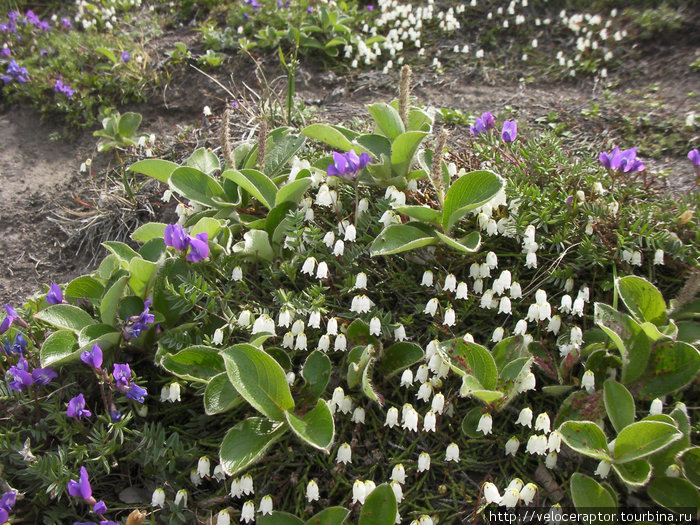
[516,407,533,427]
[306,480,319,502]
[46,283,63,304]
[482,482,501,505]
[477,413,493,435]
[241,500,255,523]
[581,370,596,393]
[259,495,273,515]
[391,464,406,484]
[417,452,431,472]
[337,443,352,464]
[423,411,437,432]
[445,443,460,462]
[505,436,520,456]
[501,120,517,143]
[352,479,367,504]
[68,466,93,500]
[151,488,166,508]
[649,398,663,415]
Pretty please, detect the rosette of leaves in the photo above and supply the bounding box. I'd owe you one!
[559,380,698,511]
[93,110,149,152]
[129,128,312,261]
[591,276,699,399]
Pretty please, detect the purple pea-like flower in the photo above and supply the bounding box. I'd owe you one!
[61,17,72,29]
[688,148,700,166]
[3,59,28,84]
[0,509,7,523]
[3,333,27,354]
[68,466,92,500]
[326,150,372,180]
[81,343,103,369]
[125,300,155,339]
[47,283,63,304]
[7,12,20,23]
[599,146,644,173]
[93,500,107,514]
[7,366,33,391]
[113,364,132,389]
[0,490,15,510]
[187,232,209,263]
[501,120,517,143]
[125,383,147,403]
[1,47,10,58]
[25,10,39,26]
[470,111,496,135]
[32,367,57,385]
[38,20,50,31]
[54,79,75,98]
[120,50,130,63]
[110,409,121,422]
[67,393,92,419]
[164,224,190,251]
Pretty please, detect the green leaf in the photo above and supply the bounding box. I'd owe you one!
[161,345,225,383]
[355,134,391,161]
[559,421,611,462]
[442,170,505,232]
[369,224,438,256]
[219,417,287,476]
[570,473,618,509]
[35,304,96,333]
[275,178,312,207]
[204,373,241,415]
[594,302,650,383]
[170,166,226,207]
[304,507,349,525]
[359,484,397,525]
[128,159,179,183]
[222,169,277,210]
[613,421,682,463]
[118,112,142,138]
[64,276,104,301]
[438,339,498,390]
[390,131,428,177]
[129,257,157,298]
[102,241,140,267]
[100,275,129,325]
[648,477,700,510]
[603,380,635,433]
[95,46,118,63]
[39,330,79,368]
[461,406,486,438]
[380,342,424,377]
[435,230,481,253]
[222,344,294,421]
[259,513,304,525]
[302,351,331,402]
[190,217,222,239]
[367,103,405,140]
[393,205,442,224]
[634,341,700,399]
[617,275,667,326]
[235,230,274,262]
[407,108,432,132]
[302,124,354,151]
[264,134,306,177]
[285,399,335,452]
[131,222,167,244]
[611,459,652,487]
[186,147,220,175]
[362,360,382,405]
[679,447,700,489]
[78,323,119,348]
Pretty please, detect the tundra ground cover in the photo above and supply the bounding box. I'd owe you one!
[0,1,698,524]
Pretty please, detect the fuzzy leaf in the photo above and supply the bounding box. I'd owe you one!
[369,224,438,256]
[559,421,611,462]
[186,147,220,175]
[617,275,667,326]
[222,169,277,210]
[170,166,226,207]
[35,304,96,333]
[285,399,335,452]
[219,417,287,476]
[358,483,397,525]
[128,159,179,183]
[603,380,635,433]
[570,473,618,509]
[441,170,505,232]
[161,345,225,383]
[367,103,405,140]
[612,421,682,463]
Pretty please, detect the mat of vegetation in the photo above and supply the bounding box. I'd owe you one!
[0,1,698,525]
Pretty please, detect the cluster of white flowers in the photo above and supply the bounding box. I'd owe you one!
[482,479,539,507]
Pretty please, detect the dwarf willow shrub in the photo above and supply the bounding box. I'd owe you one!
[1,88,699,524]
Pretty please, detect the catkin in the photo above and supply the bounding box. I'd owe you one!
[399,65,412,128]
[220,108,234,169]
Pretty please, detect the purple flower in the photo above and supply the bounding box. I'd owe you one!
[113,364,132,389]
[688,148,700,167]
[7,356,32,391]
[54,79,75,98]
[470,111,496,135]
[125,300,154,339]
[164,224,190,251]
[93,500,107,514]
[25,10,40,26]
[3,333,27,354]
[501,120,517,143]
[68,466,92,500]
[307,6,314,13]
[4,59,29,84]
[1,47,10,57]
[366,5,375,11]
[125,383,147,403]
[0,491,15,511]
[38,20,50,31]
[0,509,7,523]
[47,283,63,304]
[67,393,91,419]
[110,409,121,422]
[32,367,57,385]
[326,150,372,180]
[81,343,103,369]
[599,146,644,173]
[7,12,20,23]
[187,232,210,263]
[61,17,72,29]
[244,0,260,7]
[120,50,130,63]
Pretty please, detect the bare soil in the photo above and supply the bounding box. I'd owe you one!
[0,31,697,306]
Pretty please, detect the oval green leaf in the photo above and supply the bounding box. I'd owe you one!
[617,275,667,326]
[559,421,611,462]
[613,421,682,463]
[219,417,287,476]
[204,373,242,415]
[128,159,179,183]
[170,166,226,207]
[570,473,618,509]
[285,399,335,452]
[442,170,505,233]
[369,224,438,256]
[35,304,96,333]
[358,483,397,525]
[603,379,635,433]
